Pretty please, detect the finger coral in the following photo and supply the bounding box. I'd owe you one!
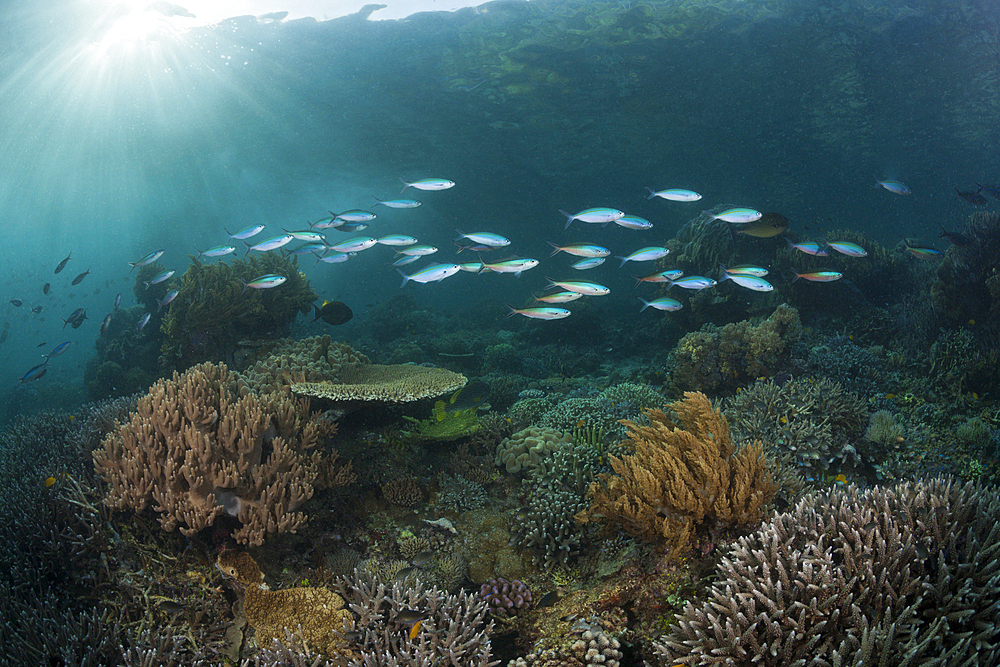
[580,392,777,559]
[654,477,1000,666]
[94,362,352,546]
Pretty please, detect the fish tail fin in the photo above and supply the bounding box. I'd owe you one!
[665,279,674,291]
[143,281,150,290]
[453,241,465,254]
[371,195,383,206]
[312,303,321,321]
[544,276,557,290]
[397,269,410,287]
[638,297,650,312]
[559,210,574,229]
[504,303,518,318]
[530,292,541,304]
[632,275,644,289]
[616,256,628,268]
[240,280,248,296]
[546,241,562,257]
[645,186,656,200]
[224,228,232,238]
[790,269,801,283]
[399,177,410,194]
[243,240,251,257]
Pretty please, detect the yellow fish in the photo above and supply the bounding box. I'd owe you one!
[834,474,847,484]
[408,620,422,640]
[44,476,57,488]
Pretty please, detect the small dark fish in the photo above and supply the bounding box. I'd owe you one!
[313,300,353,326]
[728,212,789,241]
[31,306,42,314]
[914,542,929,559]
[45,341,71,359]
[411,550,436,566]
[976,183,1000,200]
[535,591,560,608]
[340,630,363,642]
[71,269,91,286]
[42,283,51,295]
[560,614,580,622]
[37,341,46,347]
[18,362,48,385]
[862,520,876,532]
[9,298,23,307]
[394,567,418,580]
[396,609,428,623]
[114,293,122,310]
[938,225,972,247]
[954,186,987,205]
[54,252,71,274]
[443,380,491,415]
[100,313,113,335]
[0,329,7,344]
[62,308,87,330]
[158,600,187,614]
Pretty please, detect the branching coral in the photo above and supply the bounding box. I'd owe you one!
[654,477,1000,666]
[671,304,801,393]
[94,362,353,546]
[580,392,777,559]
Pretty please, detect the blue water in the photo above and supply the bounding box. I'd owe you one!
[1,0,998,420]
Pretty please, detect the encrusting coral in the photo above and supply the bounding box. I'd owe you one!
[654,477,1000,666]
[216,550,355,662]
[579,392,777,559]
[495,426,572,474]
[94,362,353,546]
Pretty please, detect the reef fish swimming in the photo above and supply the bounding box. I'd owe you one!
[728,212,788,240]
[645,187,702,201]
[902,238,943,259]
[312,300,353,326]
[954,186,988,205]
[241,274,288,294]
[705,207,763,224]
[559,207,625,229]
[128,249,165,272]
[54,252,71,274]
[398,263,461,286]
[70,269,91,286]
[638,297,683,312]
[399,177,455,192]
[506,304,572,320]
[878,179,912,195]
[792,269,843,282]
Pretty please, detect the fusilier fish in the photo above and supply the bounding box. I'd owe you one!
[704,208,763,224]
[197,245,237,258]
[544,279,610,296]
[480,258,540,276]
[506,304,571,320]
[62,308,87,329]
[316,252,351,265]
[332,209,377,222]
[454,230,510,247]
[100,313,113,335]
[638,297,683,312]
[128,250,165,272]
[878,179,912,195]
[144,270,174,289]
[645,187,702,202]
[785,239,829,256]
[226,224,265,240]
[45,341,71,359]
[720,264,769,277]
[395,245,438,256]
[532,290,583,304]
[372,196,422,208]
[571,257,605,270]
[390,255,420,267]
[113,293,122,310]
[902,238,942,259]
[399,177,455,192]
[244,235,294,256]
[633,269,683,288]
[329,237,378,253]
[18,363,48,385]
[667,276,717,290]
[377,235,419,246]
[823,241,868,257]
[158,289,179,311]
[559,207,625,229]
[137,312,152,331]
[614,215,653,230]
[241,274,288,294]
[954,186,987,205]
[71,269,91,285]
[54,252,72,274]
[792,269,843,283]
[398,263,461,286]
[282,229,326,243]
[546,242,610,258]
[617,247,669,267]
[718,272,774,292]
[457,262,483,273]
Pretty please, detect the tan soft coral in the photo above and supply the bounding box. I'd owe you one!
[579,392,777,559]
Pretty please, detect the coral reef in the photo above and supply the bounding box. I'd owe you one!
[654,478,1000,666]
[511,628,624,667]
[436,472,488,512]
[216,550,355,661]
[382,477,424,506]
[292,363,466,410]
[931,210,1000,326]
[671,304,801,393]
[333,568,497,666]
[725,377,868,475]
[580,392,777,559]
[479,577,532,617]
[84,307,162,400]
[458,509,530,584]
[94,362,353,546]
[238,335,369,389]
[160,254,316,372]
[496,425,572,474]
[865,409,906,446]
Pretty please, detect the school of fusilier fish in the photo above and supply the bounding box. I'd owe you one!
[10,174,996,386]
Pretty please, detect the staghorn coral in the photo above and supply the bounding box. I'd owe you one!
[580,392,777,559]
[495,426,572,474]
[654,477,1000,666]
[216,550,355,662]
[725,377,867,475]
[94,362,353,546]
[436,472,487,512]
[292,363,466,409]
[334,568,498,667]
[382,478,424,506]
[671,303,801,393]
[160,254,316,372]
[865,409,906,446]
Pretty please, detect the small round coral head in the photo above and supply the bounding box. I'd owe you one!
[791,269,843,283]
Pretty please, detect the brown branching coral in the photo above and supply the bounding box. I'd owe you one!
[654,477,1000,667]
[579,392,776,559]
[94,362,353,546]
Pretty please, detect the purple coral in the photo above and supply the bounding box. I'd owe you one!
[479,577,532,617]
